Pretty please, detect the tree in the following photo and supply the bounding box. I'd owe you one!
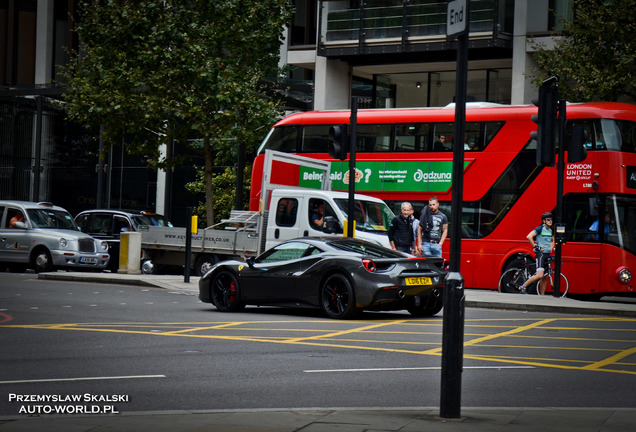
[531,0,636,102]
[185,165,252,227]
[61,0,292,224]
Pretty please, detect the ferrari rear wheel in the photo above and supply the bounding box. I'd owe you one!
[210,271,244,312]
[320,273,357,319]
[407,290,443,317]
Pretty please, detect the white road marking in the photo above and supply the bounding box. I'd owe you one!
[0,375,166,384]
[304,366,535,373]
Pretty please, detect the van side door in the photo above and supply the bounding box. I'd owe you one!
[265,196,306,250]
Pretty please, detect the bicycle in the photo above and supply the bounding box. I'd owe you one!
[498,253,569,297]
[542,255,569,297]
[498,253,536,294]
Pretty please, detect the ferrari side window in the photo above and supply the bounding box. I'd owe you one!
[257,241,311,263]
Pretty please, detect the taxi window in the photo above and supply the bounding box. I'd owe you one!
[88,214,113,234]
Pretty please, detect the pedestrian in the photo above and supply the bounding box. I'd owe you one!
[417,196,447,257]
[410,205,420,255]
[388,202,415,254]
[517,212,555,295]
[9,210,25,228]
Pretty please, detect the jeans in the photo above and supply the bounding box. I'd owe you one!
[421,241,442,257]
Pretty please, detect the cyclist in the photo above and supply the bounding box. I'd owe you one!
[517,212,555,295]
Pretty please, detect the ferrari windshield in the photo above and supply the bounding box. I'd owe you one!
[333,199,394,233]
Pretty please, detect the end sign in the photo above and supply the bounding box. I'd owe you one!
[447,0,467,38]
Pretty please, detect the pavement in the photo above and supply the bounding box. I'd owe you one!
[0,271,634,432]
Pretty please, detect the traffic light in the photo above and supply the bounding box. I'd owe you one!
[531,85,558,167]
[328,125,348,160]
[567,125,588,163]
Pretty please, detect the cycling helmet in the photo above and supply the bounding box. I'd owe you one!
[541,212,553,220]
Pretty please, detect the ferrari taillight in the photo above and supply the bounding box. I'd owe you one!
[363,259,376,272]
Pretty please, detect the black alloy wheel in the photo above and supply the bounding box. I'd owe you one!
[210,271,244,312]
[320,273,357,319]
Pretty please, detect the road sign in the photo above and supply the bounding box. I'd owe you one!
[447,0,467,38]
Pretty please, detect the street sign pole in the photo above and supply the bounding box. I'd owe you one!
[440,0,468,419]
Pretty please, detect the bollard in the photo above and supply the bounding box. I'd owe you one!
[440,271,465,418]
[118,231,141,274]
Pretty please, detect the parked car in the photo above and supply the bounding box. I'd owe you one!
[199,237,447,319]
[74,209,173,272]
[0,201,110,273]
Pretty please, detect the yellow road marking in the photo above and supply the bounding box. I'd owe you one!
[582,346,636,371]
[4,317,636,374]
[284,320,409,343]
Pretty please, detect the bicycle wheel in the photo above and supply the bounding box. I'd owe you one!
[498,268,527,294]
[545,272,569,297]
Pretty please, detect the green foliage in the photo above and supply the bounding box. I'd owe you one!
[185,165,252,228]
[531,0,636,102]
[60,0,291,222]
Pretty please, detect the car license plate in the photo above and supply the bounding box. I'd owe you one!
[79,257,97,264]
[405,276,432,286]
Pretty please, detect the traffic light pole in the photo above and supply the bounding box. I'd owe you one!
[346,97,358,238]
[553,99,567,296]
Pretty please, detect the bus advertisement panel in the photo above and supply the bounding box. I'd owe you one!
[249,103,636,298]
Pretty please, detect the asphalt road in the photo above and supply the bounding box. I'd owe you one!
[1,273,635,416]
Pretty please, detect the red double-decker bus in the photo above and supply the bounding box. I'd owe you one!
[249,102,636,298]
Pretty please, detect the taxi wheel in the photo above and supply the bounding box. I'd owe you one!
[32,249,53,273]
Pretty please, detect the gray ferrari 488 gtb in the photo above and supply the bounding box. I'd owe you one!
[199,237,448,319]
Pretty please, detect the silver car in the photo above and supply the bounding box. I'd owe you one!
[0,201,110,273]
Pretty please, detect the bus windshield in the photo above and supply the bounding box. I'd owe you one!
[333,198,394,233]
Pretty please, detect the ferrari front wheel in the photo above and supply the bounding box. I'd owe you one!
[210,271,244,312]
[320,273,357,319]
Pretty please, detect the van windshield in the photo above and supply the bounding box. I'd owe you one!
[333,199,394,233]
[27,209,78,230]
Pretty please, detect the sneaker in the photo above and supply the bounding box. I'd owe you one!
[518,285,527,294]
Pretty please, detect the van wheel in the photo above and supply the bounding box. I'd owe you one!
[32,249,53,273]
[195,255,217,276]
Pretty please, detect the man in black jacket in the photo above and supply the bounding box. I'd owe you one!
[388,202,415,254]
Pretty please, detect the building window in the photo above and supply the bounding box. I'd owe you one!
[290,0,316,47]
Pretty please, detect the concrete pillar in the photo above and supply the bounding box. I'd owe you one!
[35,0,54,84]
[314,56,351,110]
